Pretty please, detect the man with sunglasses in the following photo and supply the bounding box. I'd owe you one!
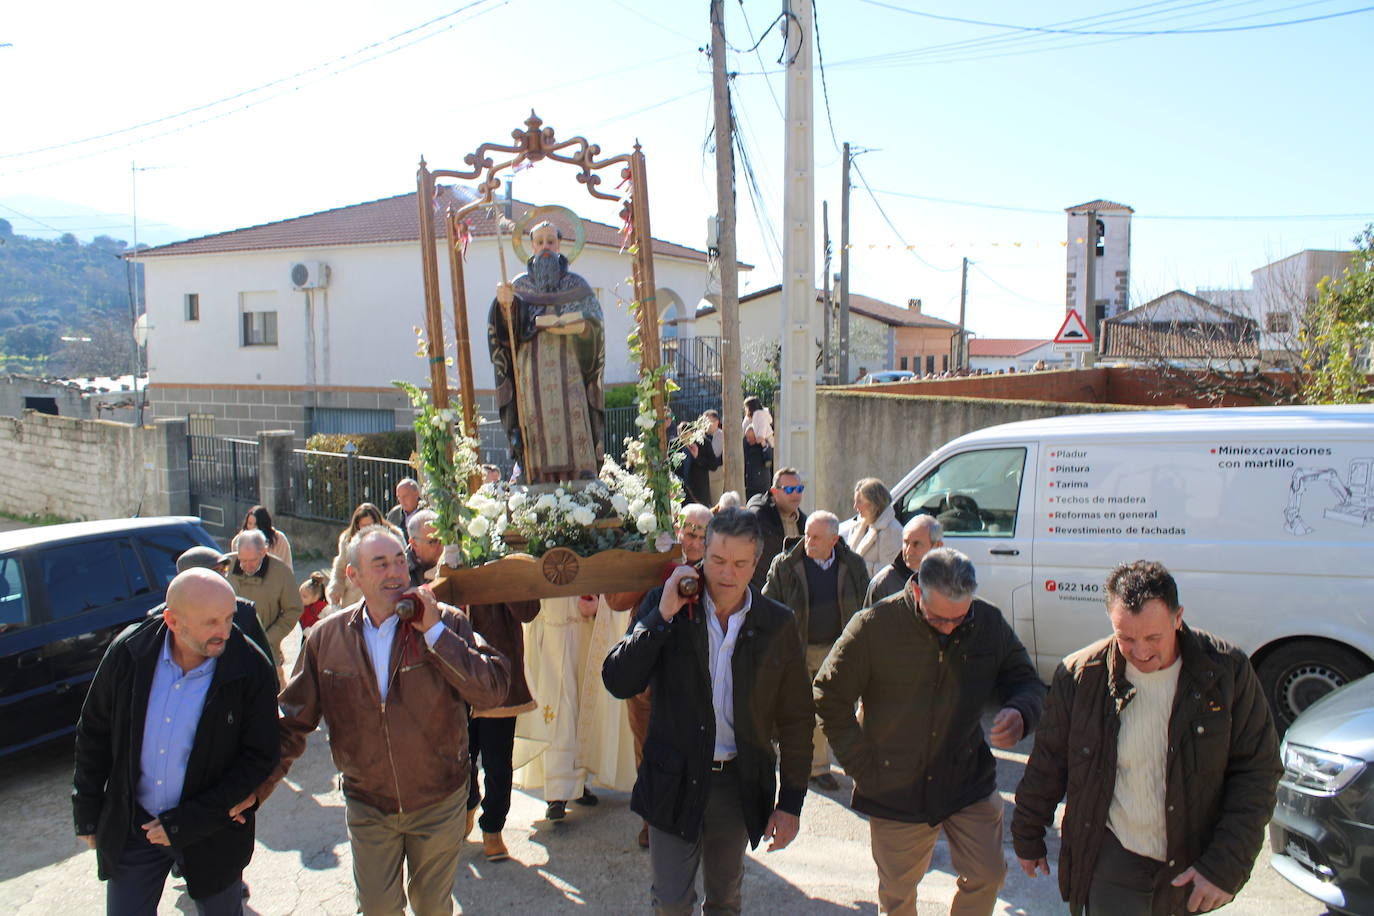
[814,547,1044,916]
[745,467,808,592]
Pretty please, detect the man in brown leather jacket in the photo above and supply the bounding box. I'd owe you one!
[1011,560,1281,916]
[251,527,510,916]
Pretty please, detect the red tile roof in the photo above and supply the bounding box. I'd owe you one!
[968,338,1049,357]
[722,285,959,329]
[136,187,711,262]
[1102,324,1259,360]
[1064,199,1134,214]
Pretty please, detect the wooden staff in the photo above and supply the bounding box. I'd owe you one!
[495,214,534,481]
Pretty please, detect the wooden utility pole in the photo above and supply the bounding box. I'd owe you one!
[839,142,851,382]
[711,0,744,496]
[779,0,816,489]
[957,256,969,371]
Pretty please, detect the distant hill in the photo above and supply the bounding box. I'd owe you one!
[0,194,203,247]
[0,219,142,376]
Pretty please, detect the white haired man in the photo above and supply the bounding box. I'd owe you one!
[226,528,300,687]
[865,515,944,605]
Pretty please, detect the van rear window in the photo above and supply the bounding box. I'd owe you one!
[137,530,204,589]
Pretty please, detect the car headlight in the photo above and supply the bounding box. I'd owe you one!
[1282,740,1367,796]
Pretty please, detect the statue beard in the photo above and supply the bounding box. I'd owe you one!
[529,251,564,293]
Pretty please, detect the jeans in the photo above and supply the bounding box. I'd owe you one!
[467,715,517,833]
[106,823,243,916]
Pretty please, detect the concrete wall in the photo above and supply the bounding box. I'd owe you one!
[812,389,1136,517]
[0,412,188,521]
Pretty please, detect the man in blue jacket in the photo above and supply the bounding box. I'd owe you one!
[603,509,814,914]
[73,568,279,915]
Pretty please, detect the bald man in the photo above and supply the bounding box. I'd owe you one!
[74,569,280,916]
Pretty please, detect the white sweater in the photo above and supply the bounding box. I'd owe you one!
[1107,656,1182,861]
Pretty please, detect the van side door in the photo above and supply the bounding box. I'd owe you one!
[893,444,1038,655]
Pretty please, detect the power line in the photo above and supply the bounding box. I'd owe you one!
[854,0,1374,35]
[810,0,841,153]
[1,0,504,161]
[867,187,1374,222]
[849,160,960,272]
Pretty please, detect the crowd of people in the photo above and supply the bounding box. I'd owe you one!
[73,467,1283,916]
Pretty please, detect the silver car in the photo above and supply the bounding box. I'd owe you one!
[1269,673,1374,915]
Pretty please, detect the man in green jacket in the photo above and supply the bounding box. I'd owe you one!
[1011,560,1281,916]
[226,529,301,686]
[763,510,870,791]
[814,547,1044,916]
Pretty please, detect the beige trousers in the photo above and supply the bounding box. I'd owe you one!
[344,787,465,916]
[868,791,1007,916]
[806,643,834,776]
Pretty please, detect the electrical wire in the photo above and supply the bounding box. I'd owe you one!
[811,0,842,154]
[850,161,961,272]
[855,0,1373,35]
[737,0,785,119]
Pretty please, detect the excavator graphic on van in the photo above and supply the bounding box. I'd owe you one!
[1284,458,1374,535]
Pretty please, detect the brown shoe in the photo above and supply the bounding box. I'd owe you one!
[637,823,650,849]
[483,832,509,862]
[464,807,477,841]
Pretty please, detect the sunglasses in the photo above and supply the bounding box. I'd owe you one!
[779,485,805,494]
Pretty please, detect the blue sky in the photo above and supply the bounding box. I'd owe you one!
[2,0,1370,338]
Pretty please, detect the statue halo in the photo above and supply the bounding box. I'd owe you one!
[512,205,587,265]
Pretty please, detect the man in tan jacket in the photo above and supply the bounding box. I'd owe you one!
[249,527,510,916]
[226,529,300,686]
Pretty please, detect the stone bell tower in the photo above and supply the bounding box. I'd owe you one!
[1065,199,1133,337]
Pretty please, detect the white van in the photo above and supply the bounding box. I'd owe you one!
[888,405,1374,729]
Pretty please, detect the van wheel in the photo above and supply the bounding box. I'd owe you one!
[1256,641,1372,732]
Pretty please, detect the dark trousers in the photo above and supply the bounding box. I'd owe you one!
[106,823,243,916]
[467,714,518,834]
[647,766,750,915]
[1077,830,1165,916]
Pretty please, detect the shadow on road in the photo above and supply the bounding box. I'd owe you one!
[0,737,83,883]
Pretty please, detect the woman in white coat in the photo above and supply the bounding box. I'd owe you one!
[838,477,904,579]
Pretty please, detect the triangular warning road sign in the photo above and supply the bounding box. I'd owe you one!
[1054,309,1094,344]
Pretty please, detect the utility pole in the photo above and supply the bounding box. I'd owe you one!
[1081,208,1098,368]
[839,141,851,382]
[779,0,815,489]
[957,256,969,371]
[710,0,744,496]
[822,201,832,382]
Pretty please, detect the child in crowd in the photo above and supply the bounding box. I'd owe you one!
[298,571,328,643]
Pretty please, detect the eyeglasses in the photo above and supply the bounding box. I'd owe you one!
[779,485,805,494]
[918,599,968,630]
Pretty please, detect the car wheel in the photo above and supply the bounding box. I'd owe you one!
[1256,641,1372,732]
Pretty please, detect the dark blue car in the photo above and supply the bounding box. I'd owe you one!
[0,516,218,757]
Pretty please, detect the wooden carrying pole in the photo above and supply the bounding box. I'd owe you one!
[629,147,670,458]
[415,161,451,410]
[442,208,482,492]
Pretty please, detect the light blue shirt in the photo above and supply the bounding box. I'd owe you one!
[360,605,446,703]
[137,633,217,816]
[704,589,752,762]
[813,550,835,571]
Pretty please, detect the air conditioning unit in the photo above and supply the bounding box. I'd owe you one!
[290,261,330,290]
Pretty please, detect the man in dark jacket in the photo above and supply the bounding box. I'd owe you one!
[744,466,807,591]
[762,509,870,791]
[147,546,275,668]
[73,569,279,915]
[814,547,1044,916]
[681,409,723,505]
[865,514,943,605]
[1011,560,1281,916]
[603,508,814,915]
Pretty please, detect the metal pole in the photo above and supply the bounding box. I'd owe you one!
[1082,209,1098,368]
[957,257,969,372]
[839,142,851,381]
[822,201,832,382]
[712,0,744,497]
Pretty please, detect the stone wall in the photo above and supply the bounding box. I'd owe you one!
[812,390,1138,517]
[0,412,189,521]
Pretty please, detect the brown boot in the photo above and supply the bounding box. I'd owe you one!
[637,822,650,849]
[483,832,509,862]
[464,807,476,841]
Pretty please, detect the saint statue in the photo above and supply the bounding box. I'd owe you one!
[488,219,606,483]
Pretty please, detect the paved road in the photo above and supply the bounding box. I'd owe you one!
[0,638,1329,916]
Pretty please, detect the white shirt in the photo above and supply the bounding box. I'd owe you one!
[360,605,446,703]
[812,550,836,571]
[704,588,752,761]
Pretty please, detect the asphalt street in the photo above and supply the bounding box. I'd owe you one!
[0,623,1331,916]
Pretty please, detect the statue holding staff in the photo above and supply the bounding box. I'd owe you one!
[487,214,606,483]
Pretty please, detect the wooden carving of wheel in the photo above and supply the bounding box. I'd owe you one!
[541,547,580,586]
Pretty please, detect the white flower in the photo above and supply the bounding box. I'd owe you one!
[634,412,656,430]
[508,491,527,510]
[535,493,557,511]
[429,414,447,428]
[555,488,566,498]
[610,494,629,515]
[654,532,676,553]
[628,498,646,518]
[571,506,596,527]
[559,494,576,512]
[494,517,508,537]
[467,516,490,538]
[636,512,658,534]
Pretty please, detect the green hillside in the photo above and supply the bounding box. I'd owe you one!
[0,219,143,376]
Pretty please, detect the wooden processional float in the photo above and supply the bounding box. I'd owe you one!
[414,112,678,606]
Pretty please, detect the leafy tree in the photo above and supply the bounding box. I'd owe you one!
[1302,225,1374,404]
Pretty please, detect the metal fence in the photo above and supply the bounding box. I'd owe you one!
[187,434,259,502]
[283,448,414,523]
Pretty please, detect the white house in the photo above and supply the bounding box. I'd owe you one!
[139,188,715,441]
[967,339,1069,373]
